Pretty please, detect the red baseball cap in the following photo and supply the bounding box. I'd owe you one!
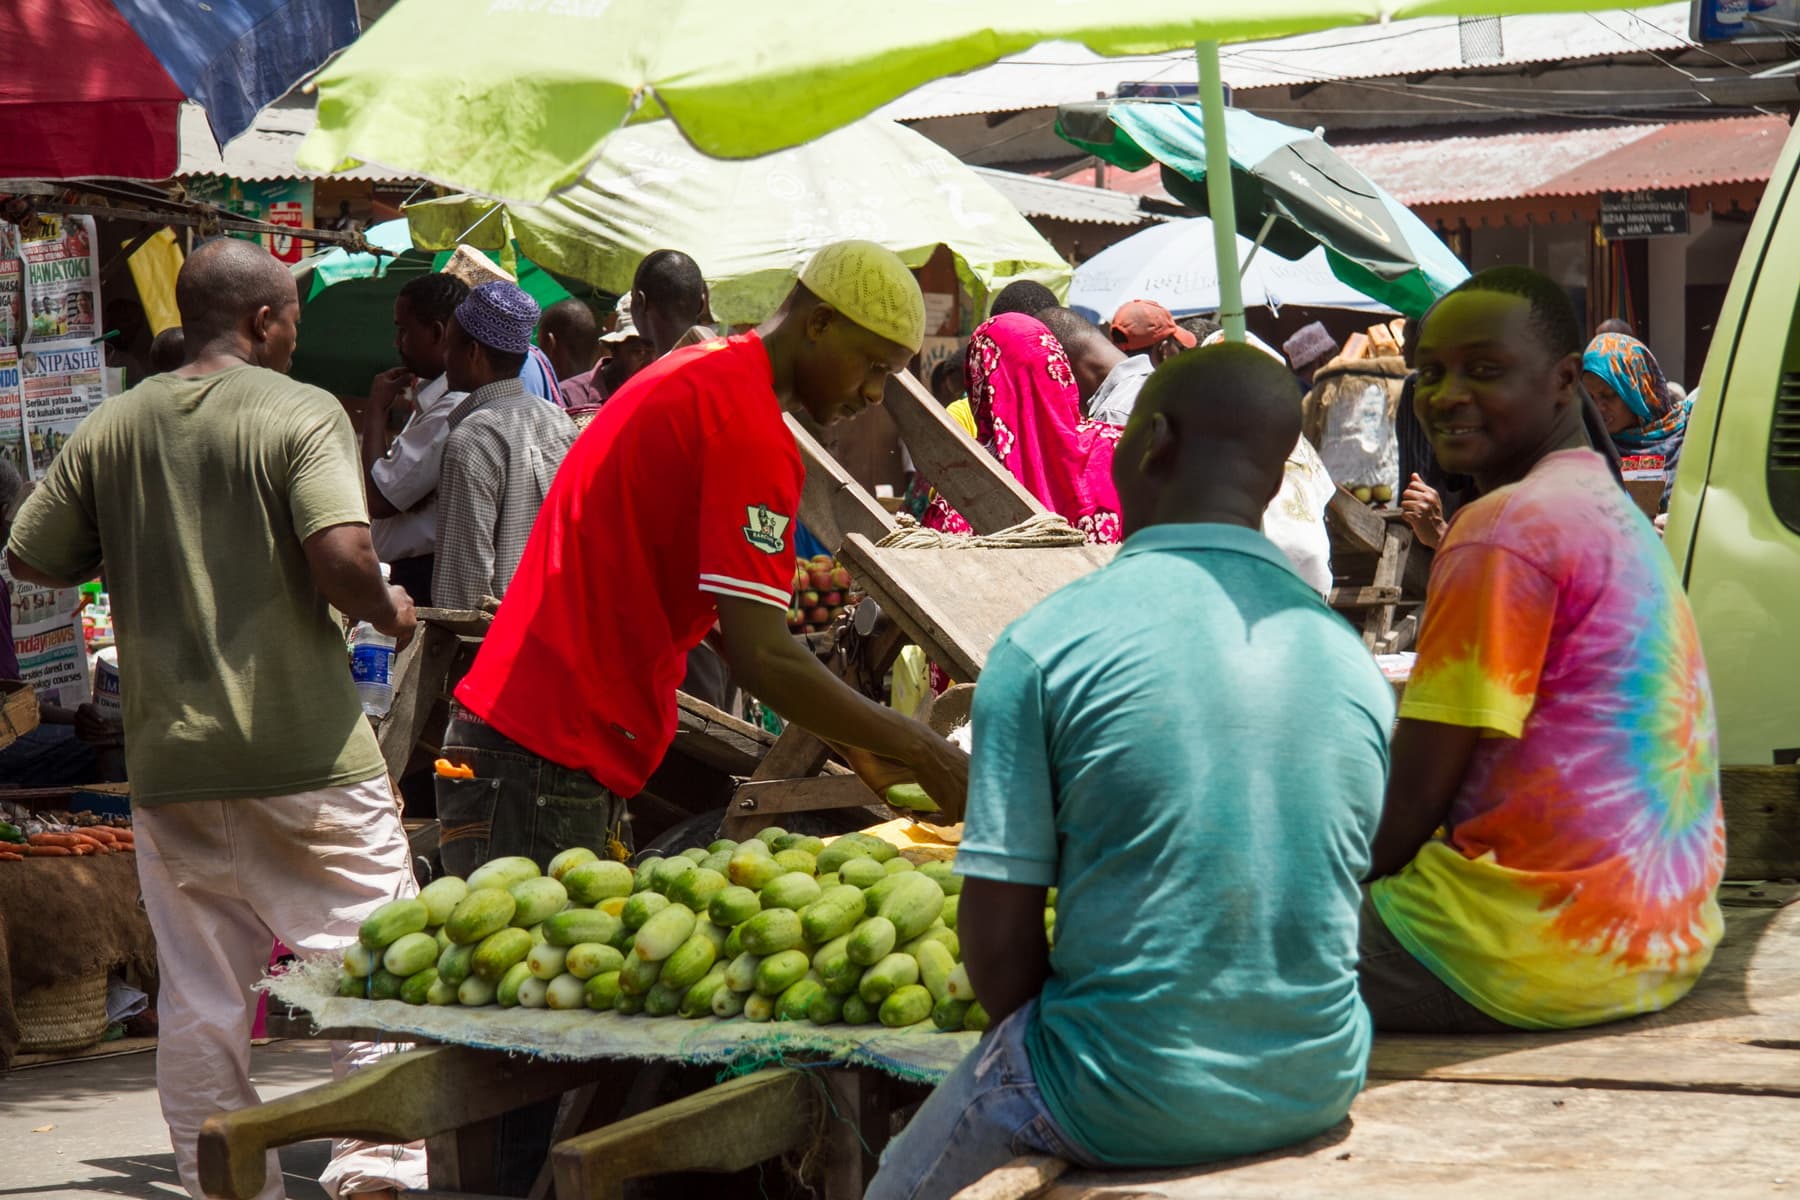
[1109,299,1198,353]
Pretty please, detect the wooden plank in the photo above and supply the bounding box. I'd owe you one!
[1325,487,1387,555]
[413,607,495,638]
[550,1068,818,1200]
[1327,586,1404,608]
[1367,1032,1800,1097]
[733,775,883,817]
[1035,1082,1800,1197]
[196,1046,600,1200]
[1722,765,1800,880]
[954,1157,1070,1200]
[790,412,895,553]
[837,537,1114,681]
[668,692,774,777]
[883,368,1045,534]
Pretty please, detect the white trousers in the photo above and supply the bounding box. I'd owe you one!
[135,776,430,1199]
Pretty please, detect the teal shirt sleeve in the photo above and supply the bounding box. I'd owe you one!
[956,633,1058,888]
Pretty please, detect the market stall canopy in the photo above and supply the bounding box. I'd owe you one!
[298,0,1650,206]
[402,119,1069,328]
[1057,101,1468,318]
[1069,216,1397,320]
[0,0,359,181]
[289,219,576,397]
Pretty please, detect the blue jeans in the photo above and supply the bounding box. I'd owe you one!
[866,1000,1096,1200]
[435,706,628,879]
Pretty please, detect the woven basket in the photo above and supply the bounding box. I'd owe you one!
[16,971,109,1054]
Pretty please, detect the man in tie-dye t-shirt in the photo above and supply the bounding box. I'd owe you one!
[1360,267,1723,1032]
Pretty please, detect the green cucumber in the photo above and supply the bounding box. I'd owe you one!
[544,908,622,948]
[472,927,533,982]
[418,876,470,925]
[739,908,804,955]
[563,859,635,905]
[495,961,533,1007]
[879,983,933,1028]
[457,974,498,1006]
[446,888,517,945]
[759,872,822,912]
[508,877,570,927]
[466,856,539,891]
[633,904,698,962]
[545,973,587,1010]
[527,942,569,981]
[708,886,762,928]
[622,891,671,931]
[564,943,625,980]
[584,971,622,1010]
[847,916,897,966]
[358,898,429,950]
[547,846,600,881]
[659,932,719,990]
[383,931,440,977]
[858,953,919,1006]
[668,867,729,913]
[754,949,812,996]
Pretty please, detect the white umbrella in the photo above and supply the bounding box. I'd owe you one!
[1069,216,1395,322]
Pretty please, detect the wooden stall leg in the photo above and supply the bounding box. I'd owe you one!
[550,1068,819,1200]
[196,1046,599,1199]
[952,1155,1071,1200]
[817,1067,896,1200]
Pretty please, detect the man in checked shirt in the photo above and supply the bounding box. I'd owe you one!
[432,281,577,610]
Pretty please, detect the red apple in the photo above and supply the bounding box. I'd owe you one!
[828,567,852,590]
[821,590,843,607]
[806,569,830,593]
[800,589,820,607]
[806,606,830,625]
[809,554,834,571]
[786,607,803,628]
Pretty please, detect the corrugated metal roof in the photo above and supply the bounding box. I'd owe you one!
[1331,115,1791,206]
[177,102,415,183]
[875,4,1693,121]
[977,166,1162,225]
[1534,113,1793,195]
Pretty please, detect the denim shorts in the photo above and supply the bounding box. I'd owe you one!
[434,706,628,877]
[866,999,1096,1200]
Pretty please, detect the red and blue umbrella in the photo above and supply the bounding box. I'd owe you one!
[0,0,358,180]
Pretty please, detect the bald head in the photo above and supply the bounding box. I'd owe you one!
[539,298,600,380]
[175,237,301,373]
[1112,342,1302,537]
[1035,306,1124,402]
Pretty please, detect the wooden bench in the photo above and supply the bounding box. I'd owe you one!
[961,766,1800,1198]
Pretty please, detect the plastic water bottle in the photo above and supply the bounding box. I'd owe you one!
[350,563,396,717]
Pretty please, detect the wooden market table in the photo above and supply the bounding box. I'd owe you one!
[201,961,969,1200]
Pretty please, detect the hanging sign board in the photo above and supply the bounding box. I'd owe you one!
[1691,0,1798,43]
[1600,190,1690,240]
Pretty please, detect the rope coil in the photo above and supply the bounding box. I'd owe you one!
[875,512,1087,550]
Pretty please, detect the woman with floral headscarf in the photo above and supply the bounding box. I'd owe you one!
[1581,333,1689,510]
[924,312,1124,543]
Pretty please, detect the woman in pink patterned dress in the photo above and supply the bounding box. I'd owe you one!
[925,312,1124,544]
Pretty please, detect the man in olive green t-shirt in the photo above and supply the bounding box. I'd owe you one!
[6,239,425,1200]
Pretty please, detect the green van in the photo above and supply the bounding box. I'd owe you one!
[1665,119,1800,769]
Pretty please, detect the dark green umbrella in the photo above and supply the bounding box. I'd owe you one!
[288,219,597,396]
[1057,100,1467,318]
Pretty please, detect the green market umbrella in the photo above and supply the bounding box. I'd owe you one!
[402,118,1069,327]
[288,218,582,396]
[300,0,1640,340]
[1057,100,1468,318]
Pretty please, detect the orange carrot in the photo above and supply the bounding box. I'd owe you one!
[27,845,72,856]
[28,832,81,848]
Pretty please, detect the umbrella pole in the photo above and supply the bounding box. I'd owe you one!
[1194,42,1246,343]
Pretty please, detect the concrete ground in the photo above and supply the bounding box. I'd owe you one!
[0,1041,335,1200]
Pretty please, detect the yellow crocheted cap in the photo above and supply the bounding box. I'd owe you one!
[799,240,925,354]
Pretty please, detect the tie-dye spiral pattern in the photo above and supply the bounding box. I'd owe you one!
[1372,450,1724,1029]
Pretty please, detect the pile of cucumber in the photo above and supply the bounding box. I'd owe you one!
[341,828,1041,1033]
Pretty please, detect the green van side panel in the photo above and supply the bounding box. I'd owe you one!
[1665,121,1800,766]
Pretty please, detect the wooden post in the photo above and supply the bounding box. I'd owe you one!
[550,1069,819,1200]
[882,370,1045,534]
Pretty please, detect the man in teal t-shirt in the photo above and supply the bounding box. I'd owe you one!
[868,345,1393,1199]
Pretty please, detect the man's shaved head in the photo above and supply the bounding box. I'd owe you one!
[1112,343,1302,537]
[175,237,301,372]
[538,298,600,379]
[1035,305,1124,402]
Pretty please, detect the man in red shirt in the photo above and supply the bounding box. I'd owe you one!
[439,240,968,874]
